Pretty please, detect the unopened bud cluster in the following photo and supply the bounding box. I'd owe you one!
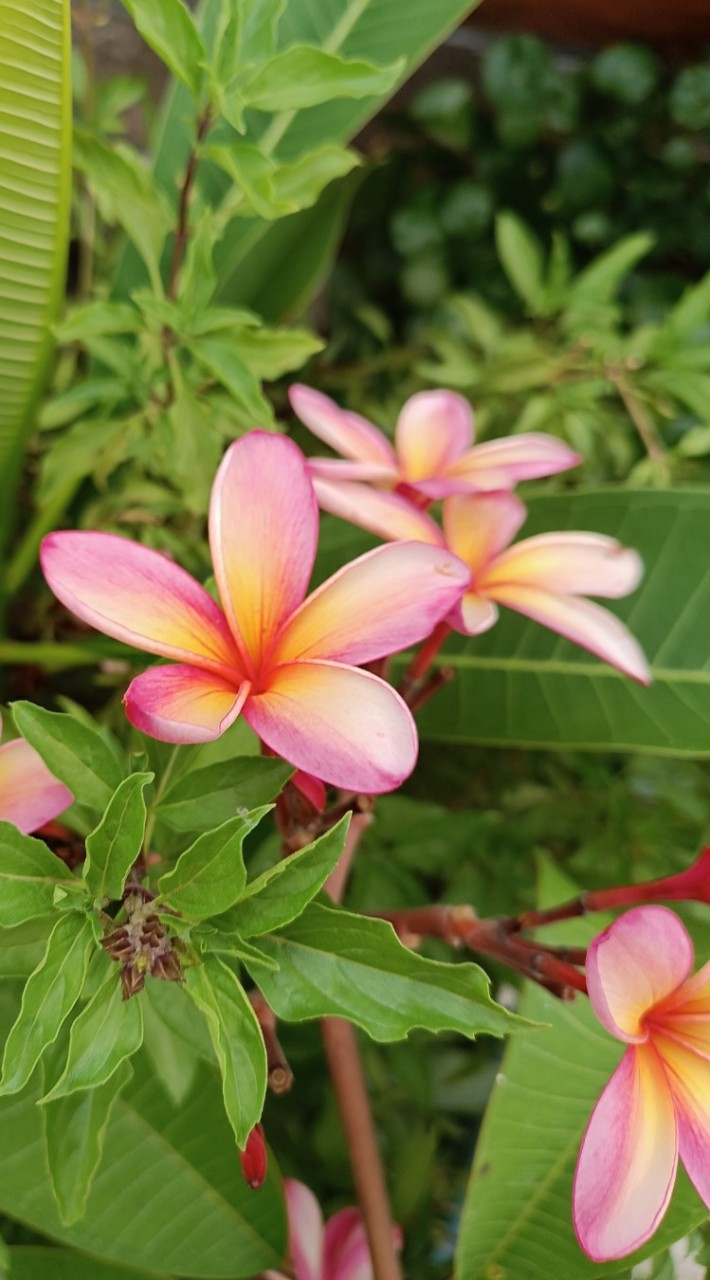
[101,892,184,1000]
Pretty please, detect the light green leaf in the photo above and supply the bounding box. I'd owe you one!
[665,268,710,337]
[43,1059,132,1225]
[192,333,275,422]
[238,0,286,64]
[121,0,206,93]
[203,931,280,970]
[212,324,324,377]
[0,0,72,554]
[0,823,78,927]
[0,1066,285,1274]
[42,975,143,1100]
[12,703,125,815]
[242,45,402,112]
[158,808,269,920]
[207,141,285,219]
[73,132,171,283]
[246,902,517,1042]
[218,815,350,937]
[567,231,655,308]
[84,774,152,906]
[0,917,54,978]
[495,212,545,310]
[55,301,140,343]
[404,489,710,756]
[0,916,93,1095]
[156,754,291,832]
[271,143,360,209]
[185,956,267,1147]
[455,860,706,1280]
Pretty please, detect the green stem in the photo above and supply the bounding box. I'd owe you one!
[0,640,109,671]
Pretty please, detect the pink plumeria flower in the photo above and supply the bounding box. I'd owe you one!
[41,433,469,794]
[574,906,710,1262]
[0,714,71,834]
[265,1179,402,1280]
[290,385,581,499]
[312,480,650,684]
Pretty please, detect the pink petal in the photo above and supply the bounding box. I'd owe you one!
[124,664,249,744]
[0,738,72,834]
[308,458,398,484]
[654,1033,710,1211]
[485,533,643,599]
[450,591,499,636]
[395,391,473,483]
[289,385,397,469]
[291,770,327,812]
[284,1180,324,1280]
[440,432,581,492]
[313,478,442,545]
[209,433,318,673]
[483,585,651,683]
[41,532,239,677]
[587,907,694,1043]
[442,493,527,577]
[573,1043,678,1262]
[274,542,469,666]
[244,661,417,793]
[325,1209,371,1280]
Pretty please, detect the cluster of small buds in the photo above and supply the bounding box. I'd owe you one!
[101,891,184,1000]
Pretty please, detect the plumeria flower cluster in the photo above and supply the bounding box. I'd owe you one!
[264,1179,401,1280]
[576,906,710,1262]
[290,386,651,684]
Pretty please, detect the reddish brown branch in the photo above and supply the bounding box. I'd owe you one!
[167,108,213,302]
[250,991,294,1095]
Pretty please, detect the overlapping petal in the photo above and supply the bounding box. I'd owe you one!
[290,385,397,470]
[0,737,72,834]
[124,665,249,744]
[41,531,239,676]
[313,478,442,545]
[573,1043,678,1262]
[438,432,581,494]
[655,1033,710,1210]
[244,661,417,794]
[274,542,469,666]
[443,493,527,577]
[485,533,643,598]
[395,390,473,482]
[209,433,318,672]
[587,906,695,1042]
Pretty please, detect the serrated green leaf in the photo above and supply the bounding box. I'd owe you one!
[0,915,94,1096]
[0,823,78,927]
[43,1059,132,1225]
[121,0,206,93]
[495,211,545,310]
[246,902,517,1042]
[241,45,402,112]
[455,861,707,1280]
[12,703,125,815]
[402,489,710,756]
[42,975,143,1100]
[158,808,269,920]
[218,815,350,937]
[156,755,291,832]
[84,774,152,906]
[185,956,266,1147]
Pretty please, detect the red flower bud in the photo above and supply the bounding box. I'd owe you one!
[239,1123,267,1190]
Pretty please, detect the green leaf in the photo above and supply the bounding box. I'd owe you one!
[567,231,654,308]
[42,975,143,1100]
[0,1066,286,1274]
[73,132,171,284]
[246,902,517,1042]
[156,754,291,832]
[495,212,545,310]
[43,1059,132,1225]
[158,809,269,920]
[12,703,125,815]
[7,1249,155,1280]
[241,45,402,112]
[0,823,77,927]
[192,333,275,422]
[185,956,267,1147]
[208,323,324,377]
[0,917,54,978]
[405,489,710,756]
[0,916,94,1095]
[121,0,206,93]
[270,143,360,210]
[141,985,199,1105]
[0,0,72,554]
[84,774,152,906]
[219,815,350,937]
[455,861,707,1280]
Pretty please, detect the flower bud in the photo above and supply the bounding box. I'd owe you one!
[239,1123,267,1189]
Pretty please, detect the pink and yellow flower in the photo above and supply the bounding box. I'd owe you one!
[313,481,649,683]
[290,385,580,498]
[0,715,71,834]
[41,433,469,794]
[265,1179,402,1280]
[574,906,710,1261]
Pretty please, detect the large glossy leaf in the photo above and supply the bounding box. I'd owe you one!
[455,861,707,1280]
[403,489,710,755]
[0,1064,285,1276]
[0,0,71,552]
